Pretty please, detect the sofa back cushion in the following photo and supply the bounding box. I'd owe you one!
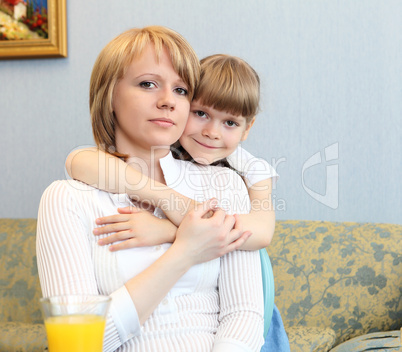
[0,219,43,324]
[268,220,402,346]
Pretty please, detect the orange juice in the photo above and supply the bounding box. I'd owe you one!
[45,314,106,352]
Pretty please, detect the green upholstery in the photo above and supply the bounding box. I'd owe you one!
[267,221,402,352]
[0,219,46,352]
[1,218,400,352]
[0,322,46,352]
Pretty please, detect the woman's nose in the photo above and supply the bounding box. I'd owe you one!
[157,88,176,110]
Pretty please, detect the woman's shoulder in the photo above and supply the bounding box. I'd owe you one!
[41,180,99,204]
[39,180,118,219]
[44,179,96,193]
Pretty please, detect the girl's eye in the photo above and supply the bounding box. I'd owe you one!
[194,110,207,118]
[175,87,188,96]
[140,81,156,89]
[225,120,239,127]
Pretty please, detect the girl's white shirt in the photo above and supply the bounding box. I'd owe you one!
[227,145,279,187]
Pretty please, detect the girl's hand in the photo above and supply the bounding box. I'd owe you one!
[173,199,252,266]
[94,207,176,251]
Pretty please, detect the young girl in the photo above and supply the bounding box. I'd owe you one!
[66,54,278,252]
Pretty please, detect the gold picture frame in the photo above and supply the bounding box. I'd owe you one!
[0,0,67,59]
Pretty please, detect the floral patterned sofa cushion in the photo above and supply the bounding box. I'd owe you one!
[268,221,402,350]
[286,326,336,352]
[0,322,46,352]
[0,219,46,352]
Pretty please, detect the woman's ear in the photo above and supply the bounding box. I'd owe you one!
[241,117,256,141]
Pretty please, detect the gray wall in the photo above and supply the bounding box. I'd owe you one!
[1,0,401,224]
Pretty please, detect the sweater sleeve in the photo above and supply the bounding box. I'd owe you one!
[213,249,264,352]
[36,181,140,352]
[226,145,279,187]
[209,168,265,351]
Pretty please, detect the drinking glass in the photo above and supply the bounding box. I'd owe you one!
[40,295,111,352]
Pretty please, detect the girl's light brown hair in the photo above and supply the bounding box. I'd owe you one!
[90,26,200,154]
[194,54,260,122]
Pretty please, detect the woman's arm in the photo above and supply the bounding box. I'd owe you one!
[37,181,251,350]
[127,207,250,324]
[37,181,124,351]
[211,170,264,351]
[235,178,276,250]
[65,148,195,226]
[213,250,264,351]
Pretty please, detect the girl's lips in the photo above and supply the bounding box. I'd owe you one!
[149,118,174,127]
[194,139,219,149]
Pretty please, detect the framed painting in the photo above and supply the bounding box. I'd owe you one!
[0,0,67,59]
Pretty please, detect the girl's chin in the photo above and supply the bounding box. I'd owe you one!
[192,156,215,165]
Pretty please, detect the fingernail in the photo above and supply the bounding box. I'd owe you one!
[98,239,104,245]
[95,219,101,225]
[210,198,219,208]
[93,228,99,235]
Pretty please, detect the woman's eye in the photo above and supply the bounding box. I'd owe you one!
[225,120,238,127]
[140,81,155,88]
[175,87,188,96]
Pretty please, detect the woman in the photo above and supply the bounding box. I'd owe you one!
[37,26,264,352]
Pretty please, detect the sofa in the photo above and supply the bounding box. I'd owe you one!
[0,218,401,352]
[267,220,402,351]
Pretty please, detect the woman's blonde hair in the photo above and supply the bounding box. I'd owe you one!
[194,54,260,122]
[90,26,200,154]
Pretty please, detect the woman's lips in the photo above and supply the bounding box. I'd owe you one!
[149,118,174,127]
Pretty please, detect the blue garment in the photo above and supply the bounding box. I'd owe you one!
[261,305,290,352]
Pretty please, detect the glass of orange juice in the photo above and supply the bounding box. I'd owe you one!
[40,295,111,352]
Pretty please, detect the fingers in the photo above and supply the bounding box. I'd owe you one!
[99,233,149,251]
[222,214,237,231]
[222,231,253,254]
[118,206,139,214]
[95,214,131,225]
[202,209,214,219]
[109,238,141,252]
[232,214,242,230]
[97,230,132,245]
[93,221,130,235]
[193,198,219,218]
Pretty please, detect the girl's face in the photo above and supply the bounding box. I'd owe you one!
[179,99,254,165]
[113,44,190,158]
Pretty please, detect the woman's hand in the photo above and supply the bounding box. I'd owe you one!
[172,198,252,266]
[94,207,177,251]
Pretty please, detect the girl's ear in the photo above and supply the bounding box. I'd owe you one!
[241,117,256,141]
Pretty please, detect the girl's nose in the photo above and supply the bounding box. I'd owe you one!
[202,122,220,139]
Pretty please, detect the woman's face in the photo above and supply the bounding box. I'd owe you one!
[113,44,191,157]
